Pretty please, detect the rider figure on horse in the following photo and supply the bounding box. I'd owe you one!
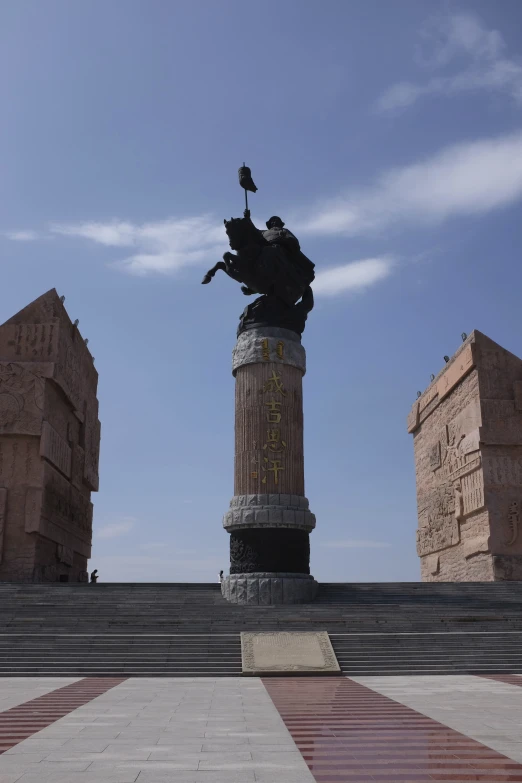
[262,216,315,288]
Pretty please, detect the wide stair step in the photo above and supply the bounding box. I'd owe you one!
[0,582,520,676]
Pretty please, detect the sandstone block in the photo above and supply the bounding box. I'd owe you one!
[246,578,259,605]
[242,508,255,525]
[268,507,283,524]
[271,577,283,604]
[236,577,247,603]
[409,330,522,582]
[0,290,100,583]
[258,578,272,605]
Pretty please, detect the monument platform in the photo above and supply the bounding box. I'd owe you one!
[2,673,522,782]
[1,583,522,782]
[0,581,522,676]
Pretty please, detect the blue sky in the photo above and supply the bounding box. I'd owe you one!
[2,0,522,582]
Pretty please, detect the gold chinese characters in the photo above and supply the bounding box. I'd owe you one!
[260,370,287,486]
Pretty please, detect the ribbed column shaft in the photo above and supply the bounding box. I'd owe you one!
[234,361,304,497]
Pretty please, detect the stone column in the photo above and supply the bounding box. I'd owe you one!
[221,326,318,604]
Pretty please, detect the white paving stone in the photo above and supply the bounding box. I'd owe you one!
[353,674,522,764]
[0,677,81,713]
[0,678,315,782]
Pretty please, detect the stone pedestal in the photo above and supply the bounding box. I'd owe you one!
[221,327,317,604]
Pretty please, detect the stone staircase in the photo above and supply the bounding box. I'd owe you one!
[0,581,521,675]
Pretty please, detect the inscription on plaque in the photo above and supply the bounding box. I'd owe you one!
[461,469,484,516]
[484,455,522,486]
[40,421,72,478]
[9,324,57,360]
[449,455,481,482]
[241,631,340,675]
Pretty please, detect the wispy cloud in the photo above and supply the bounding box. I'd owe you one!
[296,130,522,236]
[320,540,392,549]
[50,216,224,276]
[4,230,40,241]
[376,12,522,113]
[312,257,394,296]
[8,128,522,279]
[95,516,136,540]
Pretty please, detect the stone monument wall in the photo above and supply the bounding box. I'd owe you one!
[408,330,522,581]
[0,289,100,582]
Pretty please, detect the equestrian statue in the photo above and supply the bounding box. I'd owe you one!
[202,165,315,336]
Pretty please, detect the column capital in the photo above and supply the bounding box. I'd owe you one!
[232,327,306,376]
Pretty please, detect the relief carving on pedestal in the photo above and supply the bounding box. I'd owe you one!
[428,404,484,523]
[417,485,460,556]
[230,528,310,573]
[0,363,44,433]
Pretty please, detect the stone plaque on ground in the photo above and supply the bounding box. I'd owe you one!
[241,631,340,675]
[408,329,522,582]
[0,289,100,582]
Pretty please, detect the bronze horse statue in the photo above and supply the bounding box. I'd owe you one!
[202,216,314,308]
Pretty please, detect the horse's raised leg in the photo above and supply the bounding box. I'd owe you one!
[201,261,226,284]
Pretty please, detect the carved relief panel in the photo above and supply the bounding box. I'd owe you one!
[0,363,45,435]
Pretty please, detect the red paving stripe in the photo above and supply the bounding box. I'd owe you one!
[263,676,522,783]
[479,675,522,687]
[0,678,126,754]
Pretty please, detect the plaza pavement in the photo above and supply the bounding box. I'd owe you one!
[1,675,522,782]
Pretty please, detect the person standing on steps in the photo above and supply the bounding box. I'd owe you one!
[218,570,224,584]
[90,569,98,583]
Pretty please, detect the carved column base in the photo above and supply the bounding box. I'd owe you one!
[222,572,318,605]
[224,494,316,533]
